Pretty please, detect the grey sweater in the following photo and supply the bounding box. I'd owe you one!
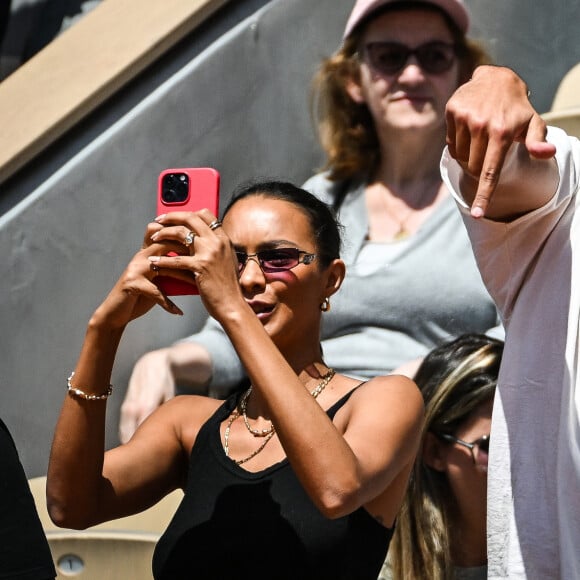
[181,173,501,392]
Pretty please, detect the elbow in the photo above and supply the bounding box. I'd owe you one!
[47,497,93,530]
[315,479,362,520]
[46,470,104,529]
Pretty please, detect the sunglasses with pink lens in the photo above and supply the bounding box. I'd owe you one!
[235,248,316,274]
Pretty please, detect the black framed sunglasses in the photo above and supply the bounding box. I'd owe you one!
[439,433,490,467]
[235,248,317,274]
[360,41,457,76]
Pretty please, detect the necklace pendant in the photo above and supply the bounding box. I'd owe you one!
[394,228,409,241]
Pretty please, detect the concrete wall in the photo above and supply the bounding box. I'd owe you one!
[1,0,579,476]
[467,0,580,115]
[0,0,352,477]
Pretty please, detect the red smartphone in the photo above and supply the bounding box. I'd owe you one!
[156,167,220,295]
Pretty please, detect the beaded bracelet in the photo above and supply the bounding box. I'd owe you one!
[67,372,113,401]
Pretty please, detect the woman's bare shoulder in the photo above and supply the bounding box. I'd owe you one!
[356,374,421,402]
[345,374,424,425]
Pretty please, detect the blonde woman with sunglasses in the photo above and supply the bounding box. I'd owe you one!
[385,333,503,580]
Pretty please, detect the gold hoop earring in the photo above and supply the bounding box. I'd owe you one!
[320,297,331,312]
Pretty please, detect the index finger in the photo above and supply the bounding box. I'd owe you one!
[470,137,513,218]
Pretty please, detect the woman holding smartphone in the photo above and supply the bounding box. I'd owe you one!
[120,0,499,444]
[47,181,423,579]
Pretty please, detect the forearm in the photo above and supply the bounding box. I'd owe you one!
[47,320,124,529]
[220,308,378,516]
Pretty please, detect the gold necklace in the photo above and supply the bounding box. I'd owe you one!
[374,181,440,242]
[393,220,412,241]
[240,388,275,437]
[380,196,414,241]
[223,410,276,466]
[223,368,336,465]
[309,368,336,398]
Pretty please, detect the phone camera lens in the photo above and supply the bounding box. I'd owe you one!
[162,173,189,203]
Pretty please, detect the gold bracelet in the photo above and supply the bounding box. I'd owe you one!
[67,372,113,401]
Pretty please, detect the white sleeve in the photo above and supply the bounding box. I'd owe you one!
[440,127,580,322]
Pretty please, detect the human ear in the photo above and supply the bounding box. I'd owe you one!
[345,76,366,105]
[324,259,346,298]
[422,432,447,472]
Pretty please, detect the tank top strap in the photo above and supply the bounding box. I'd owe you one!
[326,382,366,420]
[207,382,365,427]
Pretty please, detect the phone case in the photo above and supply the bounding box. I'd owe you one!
[156,167,220,296]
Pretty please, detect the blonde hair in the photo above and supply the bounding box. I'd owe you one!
[387,334,503,580]
[311,4,491,182]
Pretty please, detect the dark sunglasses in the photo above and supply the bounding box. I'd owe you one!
[439,433,490,466]
[360,41,457,76]
[235,248,316,274]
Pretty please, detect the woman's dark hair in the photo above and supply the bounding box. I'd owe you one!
[223,180,342,268]
[388,333,503,580]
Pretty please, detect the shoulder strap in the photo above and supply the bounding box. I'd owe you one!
[326,382,366,419]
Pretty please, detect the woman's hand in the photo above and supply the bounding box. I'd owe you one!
[149,210,245,321]
[91,221,187,331]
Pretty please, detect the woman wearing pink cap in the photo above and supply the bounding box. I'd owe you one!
[308,0,496,384]
[306,1,497,391]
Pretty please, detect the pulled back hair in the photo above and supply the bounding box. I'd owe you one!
[387,333,503,580]
[311,2,492,182]
[223,180,342,268]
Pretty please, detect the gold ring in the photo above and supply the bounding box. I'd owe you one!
[184,231,195,247]
[209,220,222,231]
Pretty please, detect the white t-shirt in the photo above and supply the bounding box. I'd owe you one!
[441,127,580,579]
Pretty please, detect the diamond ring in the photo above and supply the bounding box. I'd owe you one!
[184,231,195,247]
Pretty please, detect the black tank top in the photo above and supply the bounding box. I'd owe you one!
[152,387,393,580]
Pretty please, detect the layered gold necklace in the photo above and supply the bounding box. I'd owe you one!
[223,369,336,465]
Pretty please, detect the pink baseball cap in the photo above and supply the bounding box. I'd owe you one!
[343,0,470,39]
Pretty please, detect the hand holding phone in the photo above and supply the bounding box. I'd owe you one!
[156,167,220,296]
